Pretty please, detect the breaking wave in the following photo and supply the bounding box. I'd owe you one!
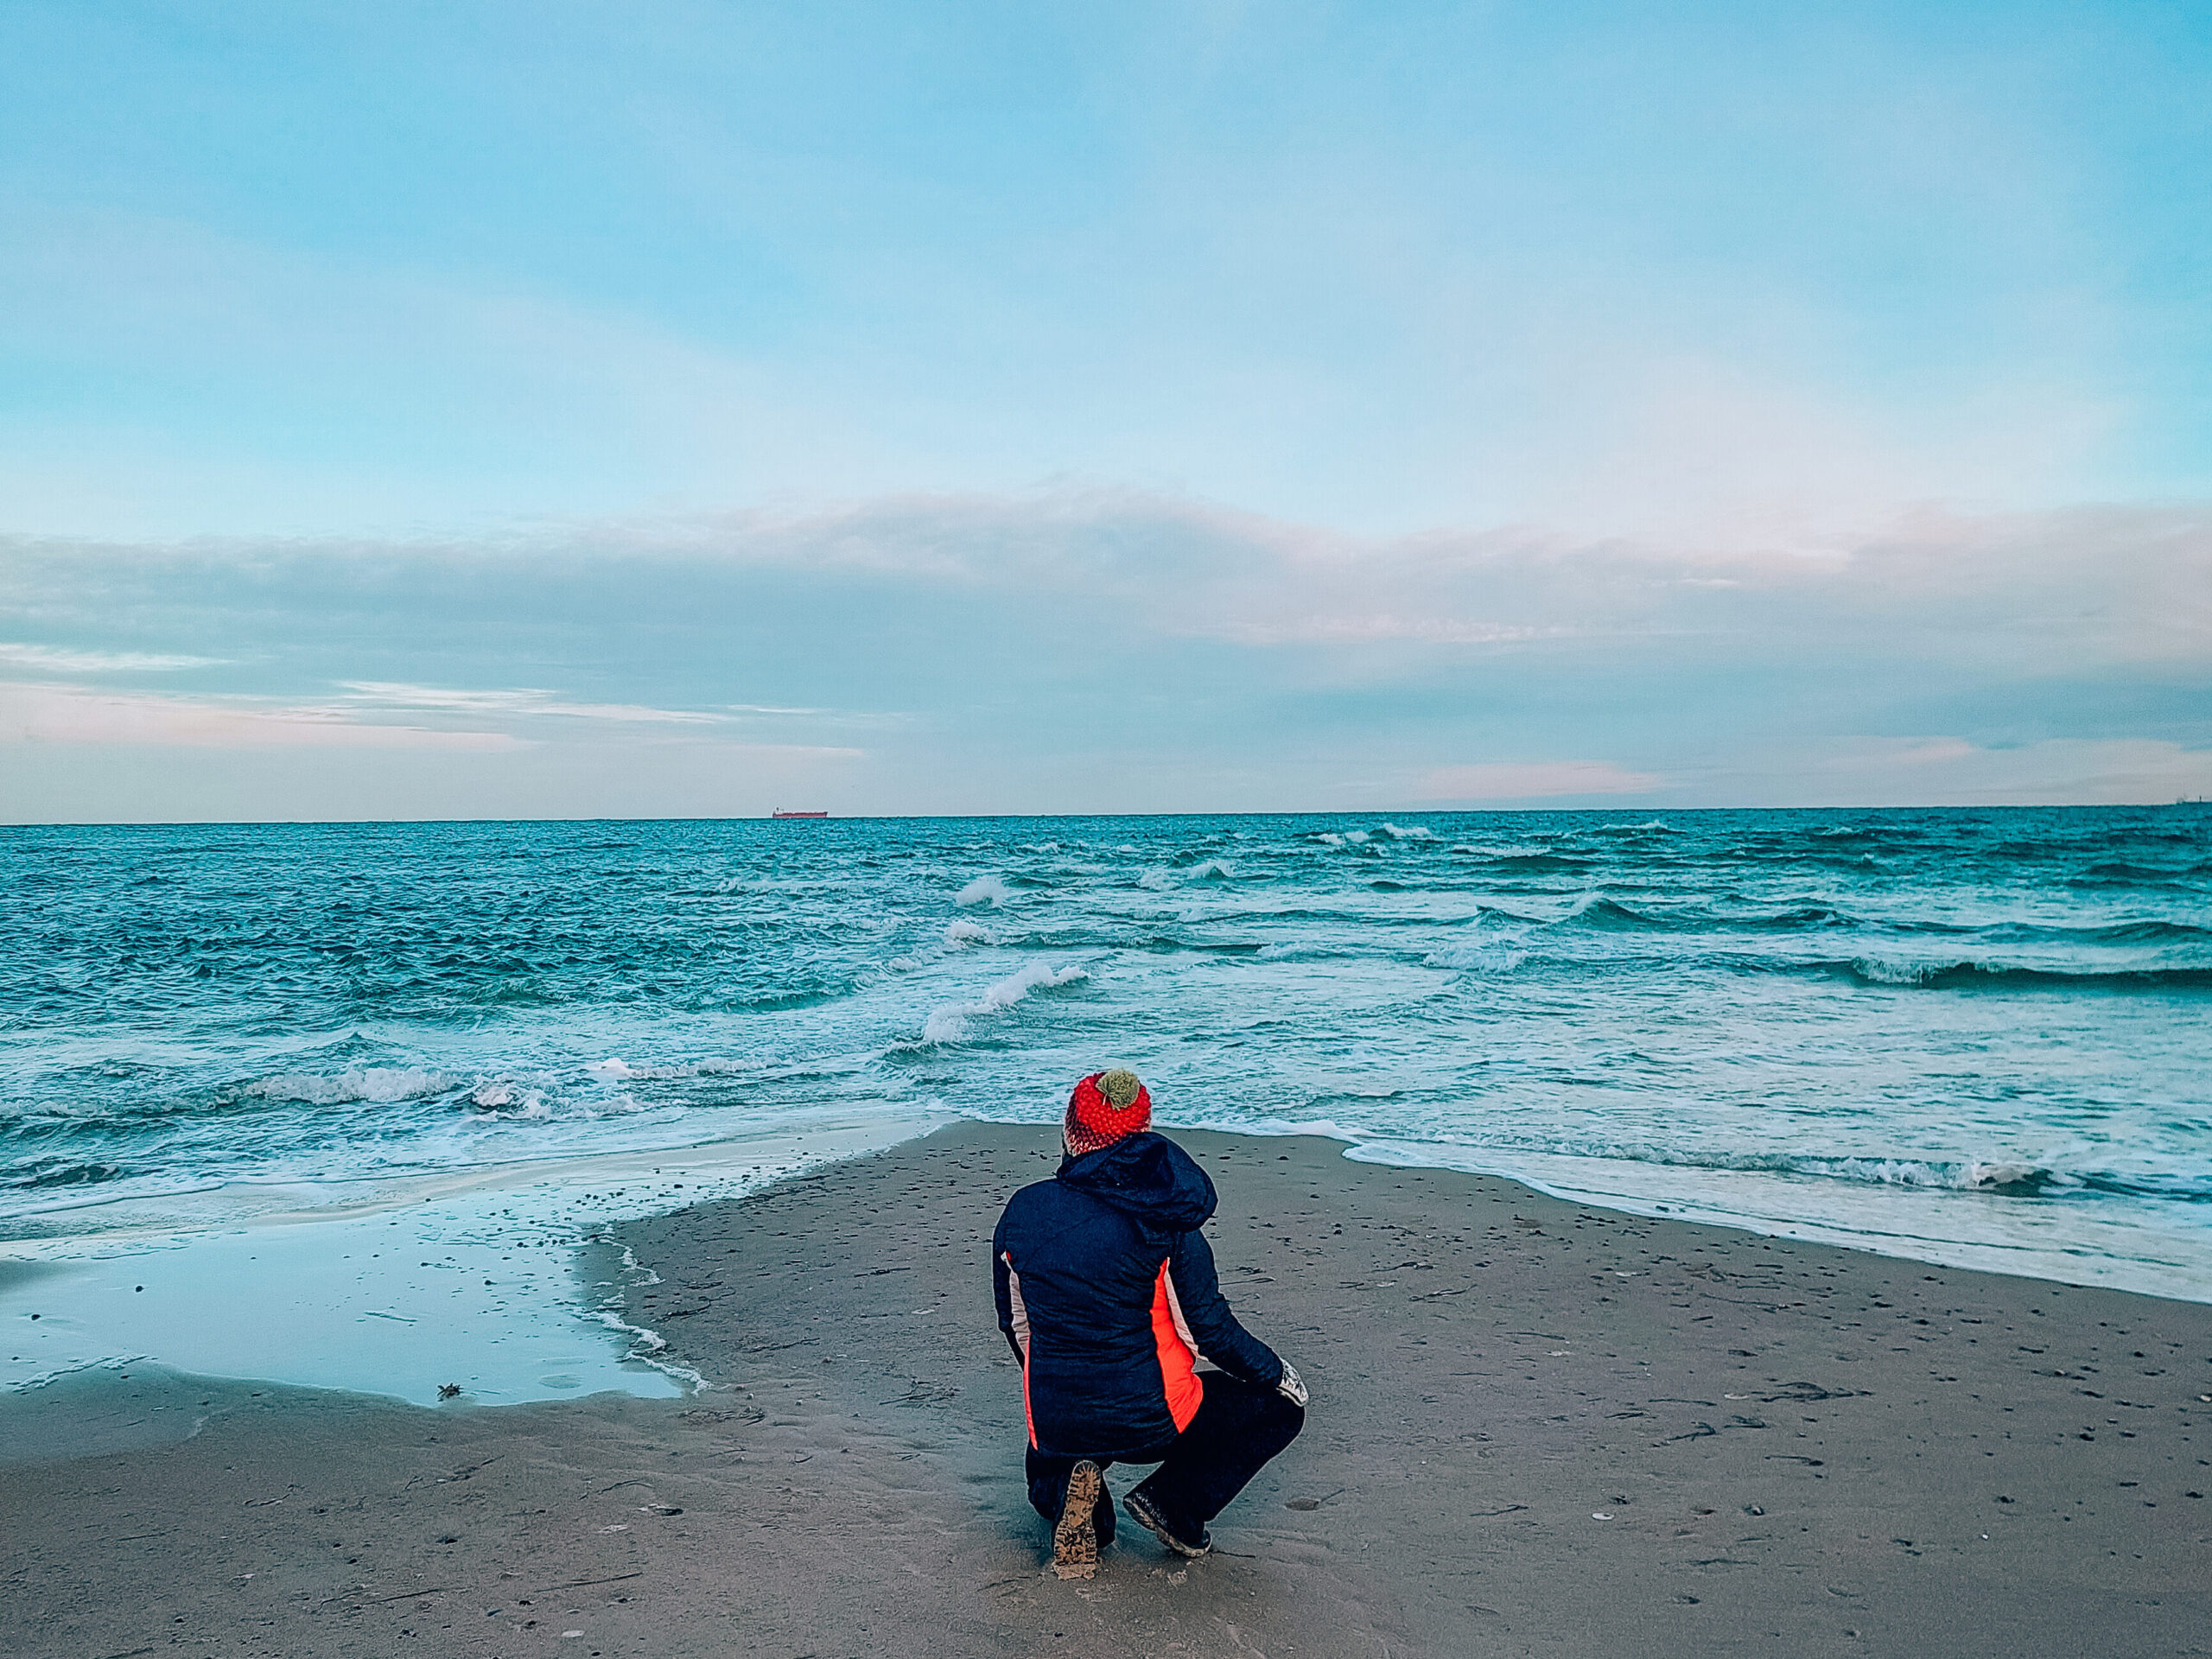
[1838,958,2212,992]
[1495,1141,2070,1195]
[921,961,1089,1044]
[1423,939,1528,974]
[1794,1156,2060,1192]
[467,1079,552,1119]
[239,1068,451,1106]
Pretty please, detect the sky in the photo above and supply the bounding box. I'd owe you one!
[2,1,2208,819]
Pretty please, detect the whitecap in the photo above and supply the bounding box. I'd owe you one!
[470,1081,551,1120]
[1424,942,1528,974]
[1378,823,1435,841]
[957,874,1012,907]
[1849,955,1927,986]
[922,962,1088,1044]
[944,918,989,945]
[241,1068,450,1106]
[1808,1156,2058,1192]
[1422,915,1529,974]
[1963,1161,2048,1188]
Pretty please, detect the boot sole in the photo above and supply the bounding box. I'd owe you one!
[1052,1461,1103,1580]
[1122,1490,1211,1559]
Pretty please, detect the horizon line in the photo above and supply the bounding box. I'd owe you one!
[5,800,2205,831]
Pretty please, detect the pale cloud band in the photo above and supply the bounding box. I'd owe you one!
[0,681,518,752]
[336,681,731,725]
[0,490,2206,819]
[0,642,229,673]
[1417,762,1662,803]
[0,680,865,760]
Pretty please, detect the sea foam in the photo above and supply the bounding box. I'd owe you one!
[241,1068,449,1106]
[957,874,1013,907]
[922,962,1087,1044]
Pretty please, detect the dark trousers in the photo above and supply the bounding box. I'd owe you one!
[1026,1373,1305,1545]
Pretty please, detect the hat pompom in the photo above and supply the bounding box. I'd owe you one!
[1096,1068,1143,1109]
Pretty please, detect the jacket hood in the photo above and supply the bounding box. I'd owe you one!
[1057,1131,1216,1233]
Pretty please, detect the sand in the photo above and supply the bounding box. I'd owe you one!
[3,1121,2207,1657]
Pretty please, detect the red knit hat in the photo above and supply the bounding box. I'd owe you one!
[1063,1068,1153,1157]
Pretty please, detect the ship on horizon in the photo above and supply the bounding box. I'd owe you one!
[770,808,830,819]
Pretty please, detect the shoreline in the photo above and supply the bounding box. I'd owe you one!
[7,1108,2208,1414]
[7,1119,2204,1656]
[0,1110,936,1406]
[1334,1133,2212,1305]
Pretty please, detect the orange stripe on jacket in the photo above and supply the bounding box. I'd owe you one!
[1150,1262,1204,1432]
[1004,1252,1039,1449]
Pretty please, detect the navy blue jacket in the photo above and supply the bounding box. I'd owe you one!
[992,1132,1284,1459]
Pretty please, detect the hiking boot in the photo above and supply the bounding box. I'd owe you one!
[1051,1460,1104,1580]
[1122,1487,1212,1559]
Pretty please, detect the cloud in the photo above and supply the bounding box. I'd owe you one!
[12,491,2211,683]
[1416,761,1662,801]
[0,642,227,673]
[1214,617,1560,647]
[1795,736,2212,806]
[1497,350,2121,554]
[0,490,2206,815]
[586,488,2212,672]
[0,679,867,782]
[0,682,519,751]
[336,682,728,725]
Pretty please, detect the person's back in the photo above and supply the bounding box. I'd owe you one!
[993,1069,1307,1580]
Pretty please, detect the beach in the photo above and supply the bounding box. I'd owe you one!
[6,1120,2206,1658]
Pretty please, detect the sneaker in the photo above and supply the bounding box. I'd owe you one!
[1122,1487,1212,1559]
[1052,1460,1104,1580]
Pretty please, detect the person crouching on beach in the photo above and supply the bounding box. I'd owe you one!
[992,1068,1308,1580]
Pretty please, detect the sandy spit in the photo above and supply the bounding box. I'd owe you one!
[3,1121,2207,1657]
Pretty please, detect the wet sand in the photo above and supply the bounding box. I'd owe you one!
[4,1121,2208,1657]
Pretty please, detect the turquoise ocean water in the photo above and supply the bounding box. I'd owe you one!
[3,808,2208,1404]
